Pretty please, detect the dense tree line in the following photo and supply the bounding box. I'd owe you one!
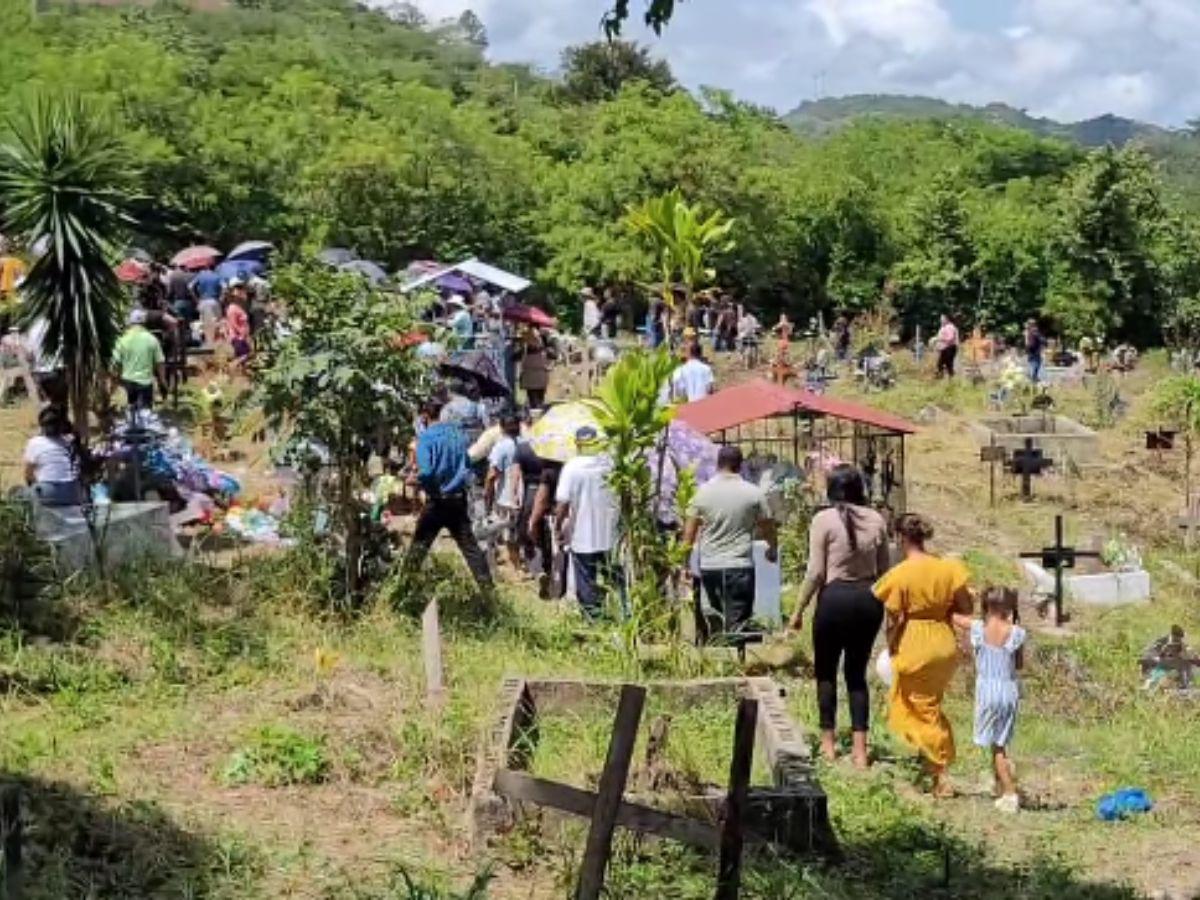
[3,0,1199,344]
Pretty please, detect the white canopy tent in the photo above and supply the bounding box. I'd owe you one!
[400,257,531,295]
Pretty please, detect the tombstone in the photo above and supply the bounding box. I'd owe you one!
[1009,438,1053,502]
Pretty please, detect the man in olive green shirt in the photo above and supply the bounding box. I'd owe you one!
[682,445,777,637]
[112,309,166,410]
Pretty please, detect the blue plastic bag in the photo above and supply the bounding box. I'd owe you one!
[1096,788,1153,821]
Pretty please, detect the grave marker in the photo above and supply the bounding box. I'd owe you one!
[1010,437,1053,502]
[716,698,758,900]
[576,684,646,900]
[980,440,1007,507]
[1019,514,1101,627]
[1145,429,1177,451]
[421,600,445,703]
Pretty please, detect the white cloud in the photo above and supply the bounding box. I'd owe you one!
[395,0,1200,124]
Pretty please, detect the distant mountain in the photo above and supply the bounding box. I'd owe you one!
[783,94,1173,148]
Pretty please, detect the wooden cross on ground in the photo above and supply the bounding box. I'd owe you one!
[574,685,760,900]
[980,440,1008,508]
[1010,437,1053,502]
[1019,514,1101,627]
[1178,496,1200,549]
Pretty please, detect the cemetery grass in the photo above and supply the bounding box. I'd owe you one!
[1,546,1197,898]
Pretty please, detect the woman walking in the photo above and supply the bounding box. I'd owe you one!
[873,514,973,796]
[790,465,891,768]
[517,328,550,409]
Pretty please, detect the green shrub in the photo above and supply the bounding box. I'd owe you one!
[221,725,329,787]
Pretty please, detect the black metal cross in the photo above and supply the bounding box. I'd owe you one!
[1019,514,1101,627]
[1010,437,1053,501]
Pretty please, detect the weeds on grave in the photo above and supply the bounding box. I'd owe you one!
[221,725,329,787]
[377,554,514,633]
[342,866,493,900]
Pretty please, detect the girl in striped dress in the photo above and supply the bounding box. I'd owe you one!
[970,587,1026,813]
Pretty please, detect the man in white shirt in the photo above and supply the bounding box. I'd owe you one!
[582,287,601,338]
[555,426,622,619]
[485,412,524,568]
[670,343,715,403]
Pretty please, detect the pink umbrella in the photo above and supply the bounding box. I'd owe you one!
[171,245,222,271]
[503,303,557,329]
[115,258,151,284]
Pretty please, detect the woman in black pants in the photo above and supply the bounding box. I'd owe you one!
[789,465,892,768]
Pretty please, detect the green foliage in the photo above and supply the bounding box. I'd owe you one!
[380,868,492,900]
[1164,293,1200,352]
[221,725,329,787]
[560,40,674,103]
[256,261,429,600]
[1048,146,1171,343]
[585,349,679,642]
[2,2,1198,342]
[625,187,735,308]
[602,0,680,37]
[0,93,140,436]
[1152,375,1200,436]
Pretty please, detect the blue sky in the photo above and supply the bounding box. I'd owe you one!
[401,0,1200,125]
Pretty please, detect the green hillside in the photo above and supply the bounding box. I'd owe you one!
[2,1,1200,342]
[784,94,1171,148]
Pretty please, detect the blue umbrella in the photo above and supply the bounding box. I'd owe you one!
[227,240,275,263]
[339,259,389,284]
[436,273,473,295]
[217,259,264,282]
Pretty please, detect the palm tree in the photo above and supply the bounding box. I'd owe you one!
[0,95,139,442]
[625,187,735,323]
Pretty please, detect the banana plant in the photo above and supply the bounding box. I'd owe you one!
[584,348,679,645]
[625,187,735,320]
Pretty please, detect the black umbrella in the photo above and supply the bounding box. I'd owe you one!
[439,350,511,398]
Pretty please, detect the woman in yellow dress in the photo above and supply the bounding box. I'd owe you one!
[873,514,973,796]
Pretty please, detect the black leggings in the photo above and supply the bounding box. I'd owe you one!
[813,581,883,732]
[937,345,957,378]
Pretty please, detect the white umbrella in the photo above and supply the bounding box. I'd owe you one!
[226,240,275,262]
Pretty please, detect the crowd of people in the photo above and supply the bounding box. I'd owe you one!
[402,384,1027,809]
[5,251,1033,808]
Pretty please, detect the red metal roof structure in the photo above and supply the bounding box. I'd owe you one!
[675,379,917,436]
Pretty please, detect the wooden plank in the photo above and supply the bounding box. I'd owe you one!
[575,684,646,900]
[716,698,758,900]
[421,600,444,702]
[493,769,720,850]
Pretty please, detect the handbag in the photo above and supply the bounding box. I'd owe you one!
[874,647,893,687]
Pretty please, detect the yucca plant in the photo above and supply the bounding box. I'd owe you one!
[585,348,681,646]
[625,187,735,319]
[0,94,140,442]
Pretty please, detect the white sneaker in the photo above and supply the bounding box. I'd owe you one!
[994,793,1020,814]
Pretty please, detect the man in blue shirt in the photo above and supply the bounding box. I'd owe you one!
[403,397,493,594]
[190,268,223,303]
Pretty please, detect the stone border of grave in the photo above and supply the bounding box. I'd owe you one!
[970,413,1099,467]
[467,675,836,857]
